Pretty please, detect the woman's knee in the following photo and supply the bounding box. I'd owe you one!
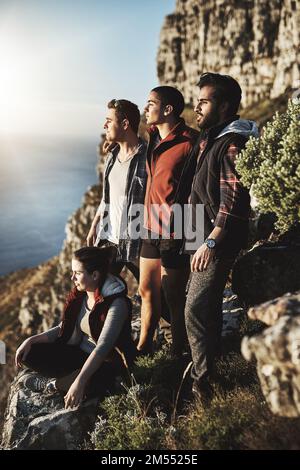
[22,343,53,370]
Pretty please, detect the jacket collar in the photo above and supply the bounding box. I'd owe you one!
[67,286,104,305]
[148,118,187,145]
[67,274,127,306]
[205,115,240,141]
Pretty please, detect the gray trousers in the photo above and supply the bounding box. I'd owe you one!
[185,256,236,384]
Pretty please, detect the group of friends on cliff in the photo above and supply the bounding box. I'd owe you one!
[15,72,259,409]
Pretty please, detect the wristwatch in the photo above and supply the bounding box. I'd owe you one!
[205,238,216,249]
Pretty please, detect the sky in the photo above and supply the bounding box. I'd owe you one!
[0,0,175,138]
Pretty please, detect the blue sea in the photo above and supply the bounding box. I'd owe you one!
[0,134,99,276]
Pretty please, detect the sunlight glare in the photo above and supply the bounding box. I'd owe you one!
[0,40,38,135]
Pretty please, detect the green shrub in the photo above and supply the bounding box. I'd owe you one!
[214,352,258,390]
[175,386,300,450]
[89,384,169,450]
[236,100,300,234]
[175,389,263,450]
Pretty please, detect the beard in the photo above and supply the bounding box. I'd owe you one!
[197,109,222,130]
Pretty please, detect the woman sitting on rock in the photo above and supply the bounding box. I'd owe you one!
[15,246,136,409]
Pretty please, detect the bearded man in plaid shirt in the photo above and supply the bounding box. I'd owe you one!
[184,73,259,401]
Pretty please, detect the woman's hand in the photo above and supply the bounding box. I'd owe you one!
[15,337,34,368]
[64,378,86,409]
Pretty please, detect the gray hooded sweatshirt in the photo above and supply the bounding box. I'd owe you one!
[216,118,259,139]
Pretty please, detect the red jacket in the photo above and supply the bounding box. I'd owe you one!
[144,119,199,237]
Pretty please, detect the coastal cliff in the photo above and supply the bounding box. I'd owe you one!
[157,0,300,107]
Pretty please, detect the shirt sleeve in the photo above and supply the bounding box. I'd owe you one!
[45,323,62,342]
[94,297,129,359]
[214,142,250,229]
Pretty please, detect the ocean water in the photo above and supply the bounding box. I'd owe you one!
[0,134,99,276]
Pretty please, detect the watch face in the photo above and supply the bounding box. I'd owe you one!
[206,239,216,249]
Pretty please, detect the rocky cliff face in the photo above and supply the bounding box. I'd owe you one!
[158,0,300,107]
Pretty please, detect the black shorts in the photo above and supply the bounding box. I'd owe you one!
[140,232,189,269]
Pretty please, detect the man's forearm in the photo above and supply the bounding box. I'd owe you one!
[91,212,101,228]
[207,226,227,245]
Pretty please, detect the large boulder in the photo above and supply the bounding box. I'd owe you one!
[232,244,300,306]
[1,369,98,450]
[248,291,300,326]
[242,314,300,417]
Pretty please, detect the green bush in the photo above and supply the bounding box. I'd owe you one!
[175,389,262,450]
[236,100,300,234]
[89,384,169,450]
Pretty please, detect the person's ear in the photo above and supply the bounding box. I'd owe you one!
[220,101,229,117]
[122,118,129,130]
[163,104,173,116]
[92,271,100,282]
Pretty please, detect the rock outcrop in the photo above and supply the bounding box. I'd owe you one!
[158,0,300,107]
[1,369,98,450]
[242,312,300,417]
[248,291,300,326]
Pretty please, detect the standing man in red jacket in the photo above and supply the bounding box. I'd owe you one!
[137,86,199,356]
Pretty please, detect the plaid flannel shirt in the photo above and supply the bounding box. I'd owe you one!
[198,137,250,230]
